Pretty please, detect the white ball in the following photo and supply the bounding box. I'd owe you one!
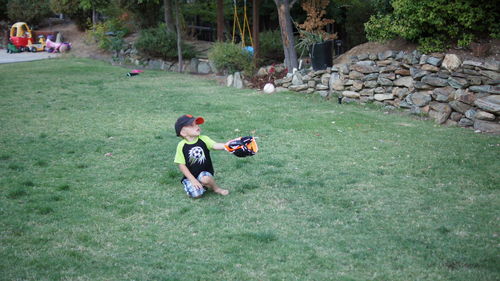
[263,83,275,94]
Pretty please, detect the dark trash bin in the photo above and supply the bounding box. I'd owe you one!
[310,40,333,70]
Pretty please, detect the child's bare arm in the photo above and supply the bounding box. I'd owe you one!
[212,138,240,151]
[178,164,203,189]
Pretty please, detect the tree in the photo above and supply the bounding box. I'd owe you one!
[174,0,183,72]
[273,0,299,73]
[163,0,175,33]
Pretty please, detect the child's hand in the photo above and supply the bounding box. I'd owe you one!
[192,179,204,190]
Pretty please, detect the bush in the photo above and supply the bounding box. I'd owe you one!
[364,0,498,53]
[208,42,254,74]
[86,19,129,53]
[259,30,284,66]
[7,0,53,25]
[134,24,197,60]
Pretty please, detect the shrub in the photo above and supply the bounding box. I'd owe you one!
[7,0,52,25]
[364,0,498,53]
[259,30,284,65]
[208,42,254,74]
[134,24,197,60]
[86,19,129,54]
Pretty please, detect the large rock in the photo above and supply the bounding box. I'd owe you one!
[374,93,394,101]
[474,95,500,114]
[447,76,468,89]
[426,56,443,66]
[454,89,476,105]
[321,73,331,86]
[226,74,234,87]
[410,91,432,107]
[422,75,448,87]
[329,73,344,91]
[475,110,496,121]
[429,102,452,124]
[233,72,244,89]
[449,100,472,113]
[469,85,493,93]
[342,91,360,98]
[377,77,393,86]
[394,76,414,87]
[442,54,462,71]
[197,61,212,74]
[349,71,364,80]
[433,86,455,102]
[288,84,309,91]
[351,62,380,73]
[473,120,500,133]
[292,72,304,85]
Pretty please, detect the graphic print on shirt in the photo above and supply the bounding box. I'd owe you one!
[188,146,206,165]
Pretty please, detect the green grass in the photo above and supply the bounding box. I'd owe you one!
[0,58,499,281]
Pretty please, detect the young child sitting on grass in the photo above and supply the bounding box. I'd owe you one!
[174,114,231,198]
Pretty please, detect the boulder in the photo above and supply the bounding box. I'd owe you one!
[292,72,304,85]
[442,54,462,71]
[351,62,380,73]
[458,118,474,127]
[329,73,344,91]
[378,50,395,60]
[233,72,244,89]
[349,71,364,80]
[377,77,393,86]
[426,56,443,66]
[433,86,455,102]
[454,90,476,105]
[394,76,414,87]
[449,100,472,113]
[473,120,500,133]
[474,95,500,114]
[410,91,432,107]
[226,74,234,87]
[450,112,463,121]
[342,91,360,98]
[447,76,468,89]
[421,64,440,72]
[421,75,448,87]
[374,93,394,101]
[197,61,212,74]
[429,102,452,124]
[288,84,309,92]
[475,110,496,121]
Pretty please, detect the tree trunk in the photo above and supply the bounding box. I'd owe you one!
[274,0,298,73]
[216,0,224,41]
[252,0,260,64]
[164,0,176,33]
[174,0,183,72]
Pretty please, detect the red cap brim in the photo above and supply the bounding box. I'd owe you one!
[195,117,204,125]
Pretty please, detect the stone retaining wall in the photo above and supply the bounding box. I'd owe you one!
[273,51,500,133]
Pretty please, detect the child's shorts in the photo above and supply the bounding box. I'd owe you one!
[182,171,213,198]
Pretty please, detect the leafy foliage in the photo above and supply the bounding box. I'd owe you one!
[365,0,499,53]
[258,30,284,65]
[134,23,197,60]
[7,0,53,25]
[208,42,254,74]
[86,18,129,53]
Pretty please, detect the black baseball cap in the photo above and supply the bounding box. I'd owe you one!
[174,114,204,136]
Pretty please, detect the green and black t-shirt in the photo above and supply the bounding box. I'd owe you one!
[174,135,216,181]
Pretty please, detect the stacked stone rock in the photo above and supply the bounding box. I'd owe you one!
[274,50,500,133]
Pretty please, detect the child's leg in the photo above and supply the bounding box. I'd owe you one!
[199,174,229,196]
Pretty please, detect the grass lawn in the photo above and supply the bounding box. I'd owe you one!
[0,58,499,281]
